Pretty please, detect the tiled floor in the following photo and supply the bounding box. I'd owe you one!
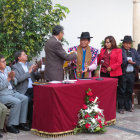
[1,105,140,140]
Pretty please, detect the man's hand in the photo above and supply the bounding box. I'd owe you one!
[32,64,38,72]
[107,67,112,72]
[83,66,89,73]
[128,60,136,65]
[7,71,15,81]
[29,65,34,73]
[10,71,15,80]
[7,72,12,82]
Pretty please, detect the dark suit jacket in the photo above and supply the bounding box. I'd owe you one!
[44,36,77,81]
[121,46,140,74]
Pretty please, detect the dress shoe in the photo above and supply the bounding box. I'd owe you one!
[130,108,134,112]
[118,109,125,114]
[7,126,19,134]
[0,133,3,138]
[18,124,30,131]
[127,108,134,112]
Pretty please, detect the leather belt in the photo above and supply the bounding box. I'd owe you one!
[126,71,134,73]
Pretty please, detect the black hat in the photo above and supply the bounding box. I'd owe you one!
[78,32,93,39]
[121,35,134,43]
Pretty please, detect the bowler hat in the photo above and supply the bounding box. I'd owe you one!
[78,32,93,39]
[121,36,134,43]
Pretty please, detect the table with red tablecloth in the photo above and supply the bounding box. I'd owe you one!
[31,77,118,137]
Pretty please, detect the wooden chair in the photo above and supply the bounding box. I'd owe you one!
[133,67,140,105]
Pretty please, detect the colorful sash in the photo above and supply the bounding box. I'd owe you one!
[68,46,98,79]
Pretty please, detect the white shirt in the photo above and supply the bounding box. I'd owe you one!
[19,62,33,88]
[126,57,134,72]
[54,36,61,43]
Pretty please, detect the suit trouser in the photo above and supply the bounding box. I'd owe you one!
[0,103,7,129]
[25,88,33,125]
[0,92,28,126]
[117,73,135,110]
[101,72,110,78]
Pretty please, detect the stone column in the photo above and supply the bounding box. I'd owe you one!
[133,0,140,50]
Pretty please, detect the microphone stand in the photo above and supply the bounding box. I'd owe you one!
[96,63,104,81]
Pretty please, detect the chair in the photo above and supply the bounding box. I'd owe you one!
[133,66,140,105]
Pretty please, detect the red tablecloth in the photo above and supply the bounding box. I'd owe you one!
[32,77,118,136]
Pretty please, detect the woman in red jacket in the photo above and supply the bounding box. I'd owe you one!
[98,36,122,77]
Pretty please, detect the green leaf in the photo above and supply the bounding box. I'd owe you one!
[94,127,101,132]
[85,96,90,104]
[0,0,69,62]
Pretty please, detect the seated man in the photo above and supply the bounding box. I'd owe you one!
[68,32,98,79]
[0,54,29,134]
[12,50,39,126]
[0,102,7,138]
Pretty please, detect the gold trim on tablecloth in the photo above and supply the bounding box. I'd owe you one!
[31,119,116,138]
[31,129,74,138]
[106,119,116,126]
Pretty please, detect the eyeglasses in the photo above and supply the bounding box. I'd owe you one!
[105,42,111,44]
[0,60,6,63]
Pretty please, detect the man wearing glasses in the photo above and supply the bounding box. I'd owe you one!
[0,55,29,133]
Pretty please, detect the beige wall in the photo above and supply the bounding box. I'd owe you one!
[133,0,140,49]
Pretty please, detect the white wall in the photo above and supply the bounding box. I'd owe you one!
[53,0,133,49]
[39,0,133,59]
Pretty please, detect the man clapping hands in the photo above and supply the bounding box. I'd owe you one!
[0,54,29,134]
[12,50,40,127]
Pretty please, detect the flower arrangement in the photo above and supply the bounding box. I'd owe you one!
[74,88,107,134]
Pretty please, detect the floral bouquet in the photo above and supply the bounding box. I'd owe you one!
[74,88,107,134]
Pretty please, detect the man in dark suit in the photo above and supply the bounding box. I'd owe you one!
[118,36,140,114]
[12,51,39,127]
[44,25,77,81]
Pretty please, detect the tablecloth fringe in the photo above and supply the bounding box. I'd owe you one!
[31,129,74,138]
[31,119,116,138]
[106,119,116,126]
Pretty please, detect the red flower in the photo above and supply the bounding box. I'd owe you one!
[98,113,101,116]
[104,121,107,126]
[89,97,94,102]
[82,104,88,110]
[85,123,91,129]
[84,114,90,119]
[87,91,93,96]
[99,124,103,128]
[73,122,77,126]
[97,119,102,124]
[98,112,103,117]
[94,115,98,119]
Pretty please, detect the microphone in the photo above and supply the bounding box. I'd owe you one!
[101,60,104,64]
[96,59,104,81]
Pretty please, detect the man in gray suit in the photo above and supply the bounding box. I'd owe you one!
[0,54,29,134]
[12,51,39,126]
[44,25,77,81]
